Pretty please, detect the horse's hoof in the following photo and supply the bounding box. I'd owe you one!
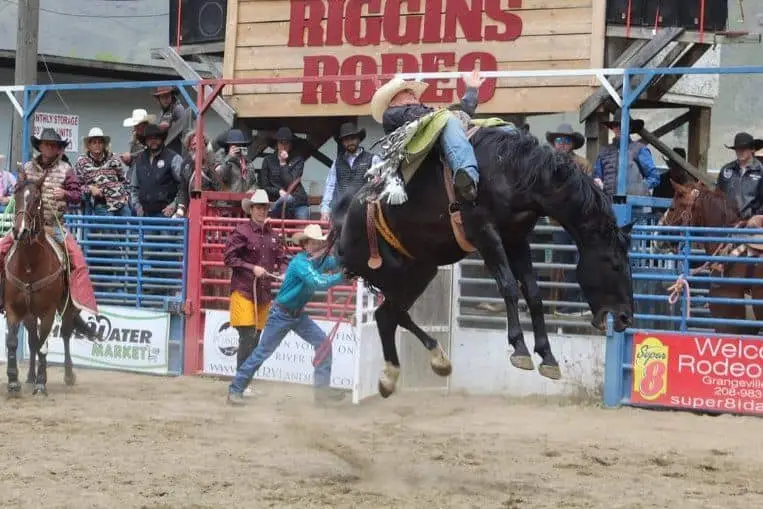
[510,354,535,371]
[378,362,400,399]
[7,381,22,397]
[378,380,395,398]
[429,345,452,377]
[64,373,76,386]
[32,384,47,397]
[539,363,562,380]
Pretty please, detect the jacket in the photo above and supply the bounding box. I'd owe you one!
[382,87,479,135]
[259,154,308,206]
[21,156,82,226]
[716,158,763,219]
[274,252,344,311]
[223,220,288,304]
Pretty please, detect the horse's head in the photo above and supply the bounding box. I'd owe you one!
[12,176,45,243]
[576,221,635,333]
[654,180,707,252]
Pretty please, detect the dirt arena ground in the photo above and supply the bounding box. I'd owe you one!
[0,368,760,509]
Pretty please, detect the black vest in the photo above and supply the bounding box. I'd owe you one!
[135,148,179,214]
[332,149,374,205]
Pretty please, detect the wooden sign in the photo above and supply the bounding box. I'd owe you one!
[223,0,605,117]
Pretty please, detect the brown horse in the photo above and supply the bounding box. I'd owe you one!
[657,180,763,335]
[5,176,91,396]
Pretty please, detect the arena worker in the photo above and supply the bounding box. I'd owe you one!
[223,188,288,373]
[227,223,349,406]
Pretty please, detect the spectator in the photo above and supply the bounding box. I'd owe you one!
[260,127,309,220]
[129,123,183,217]
[120,108,156,169]
[652,147,692,199]
[153,86,187,156]
[717,132,763,219]
[75,127,131,217]
[320,121,380,222]
[0,154,17,206]
[174,130,220,218]
[593,110,660,197]
[215,128,258,193]
[227,223,348,406]
[223,189,288,374]
[545,123,591,317]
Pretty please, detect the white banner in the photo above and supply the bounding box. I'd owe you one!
[24,306,170,374]
[33,112,80,152]
[203,309,356,389]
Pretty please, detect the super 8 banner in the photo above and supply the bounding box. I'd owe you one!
[631,332,763,416]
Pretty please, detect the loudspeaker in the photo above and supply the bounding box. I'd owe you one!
[640,1,728,32]
[169,0,227,46]
[606,0,649,26]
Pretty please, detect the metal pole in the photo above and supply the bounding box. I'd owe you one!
[11,0,39,169]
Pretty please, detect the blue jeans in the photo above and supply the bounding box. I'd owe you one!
[88,203,132,217]
[440,118,516,185]
[229,303,331,394]
[270,194,310,220]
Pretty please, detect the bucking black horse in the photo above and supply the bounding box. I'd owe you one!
[327,127,634,398]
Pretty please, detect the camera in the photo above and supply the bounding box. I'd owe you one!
[240,147,248,157]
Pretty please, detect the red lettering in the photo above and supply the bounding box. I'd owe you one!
[383,0,423,45]
[380,53,420,75]
[301,55,340,104]
[340,55,377,104]
[457,52,497,102]
[484,0,522,41]
[443,0,483,42]
[287,0,325,47]
[420,52,455,102]
[345,0,383,46]
[326,0,345,45]
[422,0,443,43]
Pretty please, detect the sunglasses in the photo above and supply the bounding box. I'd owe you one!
[554,136,573,144]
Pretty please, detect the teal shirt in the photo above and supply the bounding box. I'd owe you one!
[275,252,344,311]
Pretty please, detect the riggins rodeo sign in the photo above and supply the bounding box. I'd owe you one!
[24,306,171,374]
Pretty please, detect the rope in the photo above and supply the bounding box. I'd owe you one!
[667,275,691,319]
[251,269,284,328]
[373,200,414,259]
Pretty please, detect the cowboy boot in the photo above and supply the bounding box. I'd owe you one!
[63,233,98,315]
[453,170,478,203]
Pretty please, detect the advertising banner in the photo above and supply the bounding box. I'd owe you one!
[24,306,170,374]
[631,332,763,416]
[203,309,356,389]
[33,112,80,152]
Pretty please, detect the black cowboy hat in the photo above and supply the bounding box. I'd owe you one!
[336,122,366,143]
[545,123,585,150]
[31,128,70,151]
[274,126,294,142]
[602,110,645,132]
[220,128,252,147]
[141,123,168,141]
[724,132,763,151]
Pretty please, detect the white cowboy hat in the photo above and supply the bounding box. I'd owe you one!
[83,127,111,147]
[241,188,270,214]
[123,108,157,127]
[292,224,328,244]
[370,78,430,124]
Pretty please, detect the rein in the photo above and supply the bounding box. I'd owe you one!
[251,269,283,328]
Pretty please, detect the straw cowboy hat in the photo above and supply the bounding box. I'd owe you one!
[724,132,763,151]
[602,110,645,132]
[545,123,585,150]
[123,108,156,127]
[83,127,111,147]
[336,121,366,143]
[241,189,270,215]
[292,224,328,244]
[370,78,430,124]
[31,128,69,151]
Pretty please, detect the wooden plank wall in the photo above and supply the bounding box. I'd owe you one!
[223,0,605,118]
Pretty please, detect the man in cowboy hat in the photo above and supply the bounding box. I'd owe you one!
[592,110,660,197]
[153,86,187,155]
[717,132,763,219]
[224,189,288,374]
[121,108,156,166]
[319,121,381,222]
[653,147,692,199]
[0,128,99,320]
[227,223,349,406]
[371,69,487,203]
[75,127,131,217]
[260,127,310,220]
[215,128,258,193]
[128,123,184,217]
[545,123,592,317]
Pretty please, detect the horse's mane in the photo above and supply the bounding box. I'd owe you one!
[472,128,616,228]
[693,186,740,226]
